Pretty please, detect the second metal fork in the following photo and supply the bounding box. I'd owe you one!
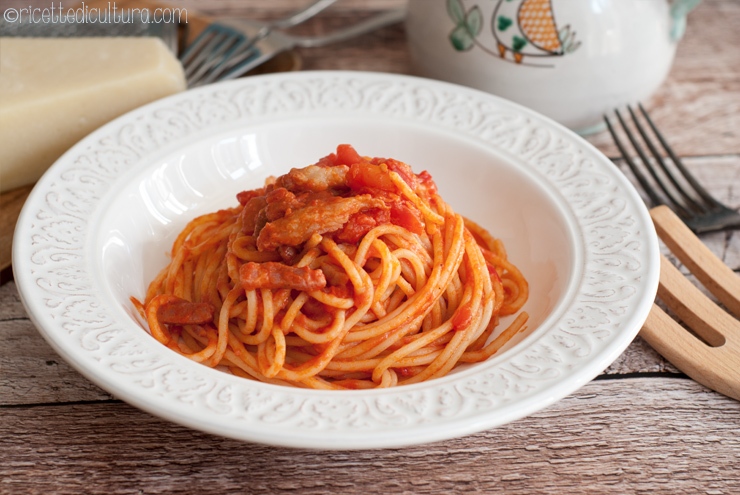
[604,104,740,234]
[181,0,338,87]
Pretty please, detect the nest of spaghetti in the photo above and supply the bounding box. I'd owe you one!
[132,145,528,390]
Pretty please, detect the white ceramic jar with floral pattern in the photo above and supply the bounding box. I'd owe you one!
[405,0,701,133]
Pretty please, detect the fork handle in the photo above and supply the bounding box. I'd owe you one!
[641,304,740,401]
[651,205,740,318]
[291,8,405,48]
[271,0,338,29]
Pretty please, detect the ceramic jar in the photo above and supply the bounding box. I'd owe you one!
[405,0,701,133]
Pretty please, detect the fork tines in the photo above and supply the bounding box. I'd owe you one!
[180,25,261,87]
[605,104,740,234]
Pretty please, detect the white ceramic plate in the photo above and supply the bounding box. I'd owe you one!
[13,72,659,450]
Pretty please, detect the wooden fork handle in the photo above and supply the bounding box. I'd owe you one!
[650,205,740,318]
[641,304,740,401]
[642,205,740,401]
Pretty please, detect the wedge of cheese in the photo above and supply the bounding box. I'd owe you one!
[0,37,186,193]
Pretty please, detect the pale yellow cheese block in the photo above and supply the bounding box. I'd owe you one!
[0,37,186,193]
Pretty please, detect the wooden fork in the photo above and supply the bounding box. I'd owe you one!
[641,205,740,401]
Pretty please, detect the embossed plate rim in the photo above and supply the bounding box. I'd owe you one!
[13,71,660,449]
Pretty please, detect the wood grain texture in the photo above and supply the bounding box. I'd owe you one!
[1,379,738,495]
[0,185,32,271]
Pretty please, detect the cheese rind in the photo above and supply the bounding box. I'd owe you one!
[0,37,186,193]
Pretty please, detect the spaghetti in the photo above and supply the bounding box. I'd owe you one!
[132,145,528,390]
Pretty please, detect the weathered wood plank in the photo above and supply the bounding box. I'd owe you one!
[1,378,738,495]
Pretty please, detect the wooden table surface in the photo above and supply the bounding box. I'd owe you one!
[2,0,739,493]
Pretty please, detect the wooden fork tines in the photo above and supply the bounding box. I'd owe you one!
[641,205,740,401]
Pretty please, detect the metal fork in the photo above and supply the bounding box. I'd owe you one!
[183,6,405,88]
[605,106,740,401]
[181,0,338,87]
[604,104,740,234]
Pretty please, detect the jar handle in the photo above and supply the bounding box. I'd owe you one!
[670,0,701,41]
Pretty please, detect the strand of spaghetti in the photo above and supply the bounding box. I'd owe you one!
[323,345,443,372]
[274,266,374,381]
[393,273,415,298]
[226,238,240,282]
[376,252,404,310]
[225,334,293,386]
[307,289,354,309]
[298,375,346,390]
[228,298,247,319]
[370,321,454,382]
[259,288,275,340]
[164,243,188,296]
[468,316,497,352]
[341,213,464,344]
[199,242,228,309]
[401,232,494,384]
[386,232,434,261]
[187,211,239,256]
[293,245,322,268]
[483,250,528,314]
[169,210,222,254]
[144,265,169,303]
[191,244,208,302]
[291,307,347,344]
[205,286,242,367]
[501,278,524,313]
[274,310,349,381]
[347,214,464,342]
[279,291,309,332]
[179,324,220,363]
[241,289,259,339]
[319,238,375,332]
[389,171,444,225]
[180,259,194,301]
[231,235,281,262]
[344,313,427,362]
[463,217,499,252]
[422,294,444,332]
[178,326,201,351]
[320,237,367,299]
[368,239,398,318]
[403,302,490,384]
[380,369,398,388]
[144,294,177,344]
[444,271,464,319]
[258,325,287,378]
[392,248,430,290]
[450,229,492,333]
[460,312,529,362]
[353,224,424,265]
[291,313,331,334]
